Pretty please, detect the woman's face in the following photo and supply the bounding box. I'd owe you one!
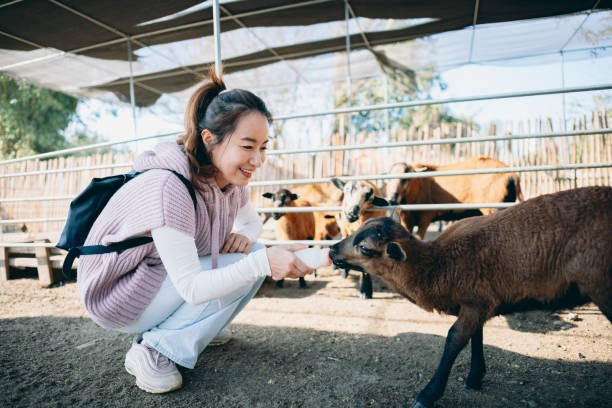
[203,112,269,189]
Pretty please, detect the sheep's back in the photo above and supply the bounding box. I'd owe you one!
[431,186,612,313]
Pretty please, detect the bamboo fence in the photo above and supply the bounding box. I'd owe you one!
[1,111,610,237]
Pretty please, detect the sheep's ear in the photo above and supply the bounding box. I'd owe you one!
[386,242,406,261]
[391,207,402,223]
[373,196,389,207]
[262,192,273,199]
[290,193,298,200]
[330,177,345,190]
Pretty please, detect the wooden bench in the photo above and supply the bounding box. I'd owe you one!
[0,232,75,287]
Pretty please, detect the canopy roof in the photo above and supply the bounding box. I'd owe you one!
[1,0,611,107]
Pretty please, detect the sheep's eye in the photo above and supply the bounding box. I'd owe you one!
[359,244,373,256]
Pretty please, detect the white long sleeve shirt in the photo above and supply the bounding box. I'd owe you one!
[152,200,270,305]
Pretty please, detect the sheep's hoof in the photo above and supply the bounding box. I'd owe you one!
[412,401,430,408]
[298,279,307,289]
[359,293,372,300]
[275,280,284,288]
[341,270,349,279]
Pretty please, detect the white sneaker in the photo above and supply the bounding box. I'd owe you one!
[209,326,232,346]
[124,336,182,393]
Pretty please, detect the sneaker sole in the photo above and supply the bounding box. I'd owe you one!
[208,337,232,346]
[124,362,182,394]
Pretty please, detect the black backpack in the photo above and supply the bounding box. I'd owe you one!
[57,169,197,280]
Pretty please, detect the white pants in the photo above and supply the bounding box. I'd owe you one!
[117,243,266,368]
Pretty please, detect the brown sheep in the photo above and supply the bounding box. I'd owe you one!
[292,182,344,207]
[290,182,343,241]
[385,156,524,239]
[331,178,389,299]
[262,189,315,289]
[329,186,612,408]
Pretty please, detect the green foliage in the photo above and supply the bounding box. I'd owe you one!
[334,68,462,136]
[0,74,78,158]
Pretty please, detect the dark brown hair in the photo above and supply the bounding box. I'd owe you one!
[178,66,272,187]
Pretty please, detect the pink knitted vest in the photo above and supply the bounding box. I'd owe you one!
[76,142,249,328]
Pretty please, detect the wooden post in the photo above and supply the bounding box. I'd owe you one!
[0,247,9,281]
[34,239,54,287]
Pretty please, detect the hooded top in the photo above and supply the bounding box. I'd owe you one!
[76,141,249,328]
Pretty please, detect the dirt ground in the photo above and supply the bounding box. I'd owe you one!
[1,266,611,408]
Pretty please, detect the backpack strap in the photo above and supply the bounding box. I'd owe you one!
[62,169,198,280]
[165,169,197,212]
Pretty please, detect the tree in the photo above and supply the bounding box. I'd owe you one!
[334,66,461,136]
[0,74,79,158]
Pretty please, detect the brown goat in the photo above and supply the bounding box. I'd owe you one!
[331,178,389,299]
[330,186,612,408]
[262,189,315,289]
[385,156,524,239]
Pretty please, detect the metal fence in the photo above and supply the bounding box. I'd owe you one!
[1,85,611,248]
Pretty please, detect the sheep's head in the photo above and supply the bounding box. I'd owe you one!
[262,189,298,220]
[384,163,429,205]
[329,208,412,277]
[331,178,388,223]
[321,213,341,239]
[385,162,410,205]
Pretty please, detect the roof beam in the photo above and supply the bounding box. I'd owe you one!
[47,0,201,80]
[346,1,373,52]
[560,0,600,51]
[2,0,334,75]
[0,29,44,49]
[468,0,480,63]
[0,0,24,10]
[218,4,308,83]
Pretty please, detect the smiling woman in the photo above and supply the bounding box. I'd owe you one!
[74,66,316,394]
[201,112,269,188]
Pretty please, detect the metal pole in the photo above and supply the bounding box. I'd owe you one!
[212,0,222,77]
[126,38,138,150]
[344,0,353,172]
[561,51,567,132]
[384,74,389,140]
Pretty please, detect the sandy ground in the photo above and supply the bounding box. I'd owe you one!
[1,264,611,408]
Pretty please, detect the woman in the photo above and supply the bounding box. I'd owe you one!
[76,69,314,393]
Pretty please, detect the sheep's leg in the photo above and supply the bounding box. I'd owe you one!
[360,273,373,299]
[341,269,349,279]
[414,307,482,408]
[465,326,486,390]
[416,212,436,240]
[275,279,284,288]
[582,285,612,323]
[298,276,307,289]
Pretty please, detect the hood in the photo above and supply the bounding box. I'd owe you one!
[133,141,191,180]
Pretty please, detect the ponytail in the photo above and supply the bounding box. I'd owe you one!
[178,66,272,188]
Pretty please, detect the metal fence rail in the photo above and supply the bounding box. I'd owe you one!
[2,161,609,203]
[1,129,609,180]
[0,202,518,226]
[249,162,612,187]
[1,83,610,166]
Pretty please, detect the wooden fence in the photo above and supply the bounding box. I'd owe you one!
[1,111,610,237]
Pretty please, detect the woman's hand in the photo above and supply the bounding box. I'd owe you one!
[221,233,253,254]
[266,244,314,281]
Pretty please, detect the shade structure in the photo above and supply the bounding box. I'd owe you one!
[1,0,611,107]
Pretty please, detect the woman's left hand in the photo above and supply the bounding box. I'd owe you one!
[221,233,253,254]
